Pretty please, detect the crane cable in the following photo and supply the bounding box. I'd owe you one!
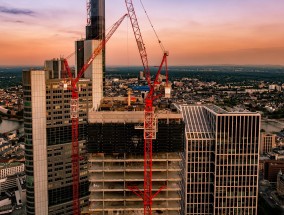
[139,0,165,53]
[127,12,130,73]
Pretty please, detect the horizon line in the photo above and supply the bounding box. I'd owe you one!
[1,64,284,68]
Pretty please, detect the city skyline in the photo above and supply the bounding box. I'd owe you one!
[0,0,284,66]
[0,1,282,214]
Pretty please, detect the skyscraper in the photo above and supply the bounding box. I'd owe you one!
[76,0,105,110]
[23,68,92,215]
[23,1,106,214]
[86,0,105,40]
[179,105,260,215]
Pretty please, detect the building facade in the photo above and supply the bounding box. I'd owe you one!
[23,69,92,215]
[260,133,276,155]
[0,163,24,179]
[277,170,284,196]
[44,58,66,80]
[86,109,185,215]
[180,105,260,215]
[0,162,25,194]
[264,160,284,182]
[76,0,105,110]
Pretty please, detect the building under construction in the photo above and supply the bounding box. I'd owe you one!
[76,0,187,214]
[86,98,185,215]
[23,0,185,214]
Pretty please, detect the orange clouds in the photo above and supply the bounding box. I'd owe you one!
[0,0,284,66]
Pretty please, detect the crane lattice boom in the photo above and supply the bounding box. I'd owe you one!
[63,13,128,215]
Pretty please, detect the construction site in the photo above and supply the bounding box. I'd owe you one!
[22,0,262,215]
[69,0,187,214]
[23,0,186,215]
[80,0,186,214]
[86,100,185,214]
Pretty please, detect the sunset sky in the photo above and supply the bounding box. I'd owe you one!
[0,0,284,66]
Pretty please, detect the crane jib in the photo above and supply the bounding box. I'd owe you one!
[138,41,143,51]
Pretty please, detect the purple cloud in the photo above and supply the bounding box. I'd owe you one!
[0,6,35,16]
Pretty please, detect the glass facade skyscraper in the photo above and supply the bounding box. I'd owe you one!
[180,105,260,215]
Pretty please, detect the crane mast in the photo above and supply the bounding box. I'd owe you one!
[125,1,168,215]
[63,13,128,215]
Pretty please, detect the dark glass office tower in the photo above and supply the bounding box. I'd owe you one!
[86,0,105,40]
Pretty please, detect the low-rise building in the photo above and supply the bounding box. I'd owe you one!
[260,133,277,154]
[264,160,284,182]
[0,162,24,179]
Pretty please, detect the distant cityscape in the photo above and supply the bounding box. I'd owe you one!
[1,65,284,214]
[2,65,284,120]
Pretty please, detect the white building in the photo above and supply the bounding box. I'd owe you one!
[0,163,24,179]
[269,84,276,91]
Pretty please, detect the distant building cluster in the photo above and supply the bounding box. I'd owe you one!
[0,162,26,214]
[102,74,284,119]
[259,133,284,214]
[0,87,23,117]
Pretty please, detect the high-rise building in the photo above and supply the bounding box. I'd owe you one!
[179,105,260,215]
[23,1,106,214]
[23,69,92,215]
[86,101,185,215]
[76,0,105,110]
[86,0,105,40]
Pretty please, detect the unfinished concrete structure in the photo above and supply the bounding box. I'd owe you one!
[86,99,185,215]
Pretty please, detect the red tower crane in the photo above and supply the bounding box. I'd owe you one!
[63,14,128,215]
[125,1,169,214]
